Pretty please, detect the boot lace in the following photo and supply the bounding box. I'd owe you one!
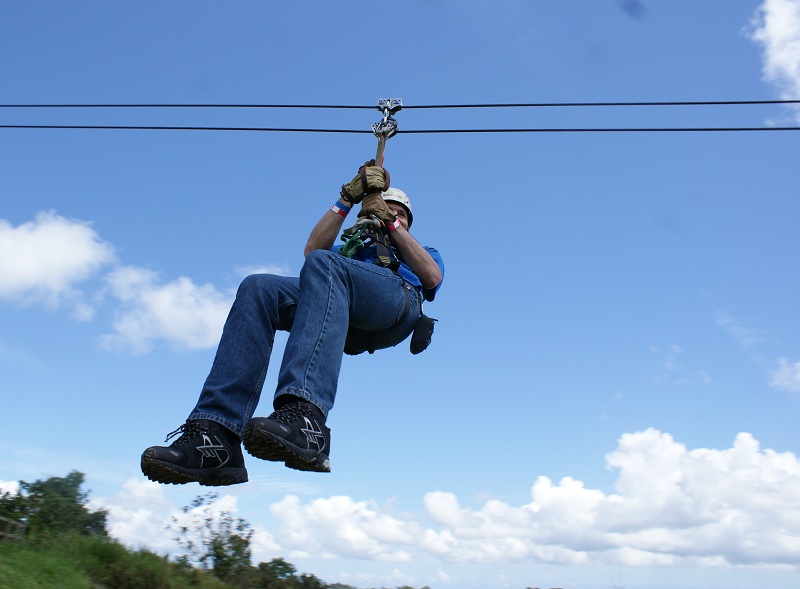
[164,420,205,443]
[270,401,319,425]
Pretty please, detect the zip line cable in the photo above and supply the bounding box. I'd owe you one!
[0,104,375,110]
[0,125,371,133]
[1,99,799,109]
[1,124,799,133]
[408,99,800,109]
[2,99,799,133]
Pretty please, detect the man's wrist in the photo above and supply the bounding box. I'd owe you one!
[331,200,351,218]
[385,217,402,232]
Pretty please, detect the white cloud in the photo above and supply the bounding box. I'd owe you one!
[268,495,420,562]
[714,309,767,353]
[0,480,20,494]
[771,356,800,392]
[0,212,295,355]
[264,430,800,569]
[234,264,292,278]
[0,211,115,315]
[91,479,179,553]
[94,479,280,559]
[747,0,800,121]
[75,431,800,571]
[714,309,800,394]
[100,265,233,354]
[650,344,712,386]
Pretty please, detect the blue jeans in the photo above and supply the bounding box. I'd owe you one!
[188,249,422,437]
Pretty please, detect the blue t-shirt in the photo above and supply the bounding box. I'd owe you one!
[332,244,444,302]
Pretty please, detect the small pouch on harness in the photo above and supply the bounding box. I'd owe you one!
[409,314,437,355]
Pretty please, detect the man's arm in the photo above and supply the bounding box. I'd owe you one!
[389,225,443,290]
[304,197,350,256]
[305,162,390,256]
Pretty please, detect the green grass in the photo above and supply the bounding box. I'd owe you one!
[0,535,230,589]
[0,540,91,588]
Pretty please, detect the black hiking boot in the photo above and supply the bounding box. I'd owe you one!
[141,419,248,486]
[243,401,331,473]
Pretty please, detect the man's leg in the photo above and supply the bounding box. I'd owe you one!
[141,273,300,486]
[243,249,417,472]
[190,274,301,434]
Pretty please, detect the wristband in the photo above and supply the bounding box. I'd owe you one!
[385,217,402,232]
[331,201,351,217]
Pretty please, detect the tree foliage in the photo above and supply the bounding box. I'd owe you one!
[1,474,434,589]
[0,470,107,537]
[171,492,254,582]
[0,488,26,522]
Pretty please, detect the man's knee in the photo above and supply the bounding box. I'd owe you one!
[237,273,296,301]
[301,249,338,277]
[304,249,337,265]
[238,273,271,296]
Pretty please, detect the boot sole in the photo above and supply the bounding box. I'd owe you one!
[141,451,248,486]
[242,423,330,473]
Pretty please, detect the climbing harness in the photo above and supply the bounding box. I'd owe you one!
[339,215,400,271]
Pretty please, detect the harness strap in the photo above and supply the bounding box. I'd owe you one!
[339,217,400,274]
[372,227,400,274]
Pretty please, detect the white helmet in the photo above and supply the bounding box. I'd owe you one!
[381,187,413,227]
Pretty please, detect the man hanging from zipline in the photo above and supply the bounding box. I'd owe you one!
[141,100,445,485]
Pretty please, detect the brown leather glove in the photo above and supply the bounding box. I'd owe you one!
[358,192,396,224]
[340,160,390,204]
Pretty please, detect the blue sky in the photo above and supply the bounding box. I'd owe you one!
[1,1,800,588]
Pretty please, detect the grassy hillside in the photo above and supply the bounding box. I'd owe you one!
[0,535,230,589]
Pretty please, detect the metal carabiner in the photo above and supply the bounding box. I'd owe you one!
[339,217,381,258]
[372,98,402,165]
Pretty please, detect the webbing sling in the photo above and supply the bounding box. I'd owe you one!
[339,217,400,274]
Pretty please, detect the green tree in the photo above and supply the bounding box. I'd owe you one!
[0,488,26,522]
[247,558,336,589]
[296,572,327,589]
[171,492,254,582]
[260,557,295,579]
[255,557,297,587]
[6,470,107,537]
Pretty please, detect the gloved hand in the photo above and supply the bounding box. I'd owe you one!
[358,191,397,224]
[340,160,390,204]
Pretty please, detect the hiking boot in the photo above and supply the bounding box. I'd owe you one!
[141,419,248,486]
[243,401,331,473]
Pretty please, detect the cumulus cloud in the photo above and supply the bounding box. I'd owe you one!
[234,264,292,278]
[94,478,278,557]
[268,430,800,568]
[268,495,420,562]
[771,356,800,392]
[100,265,234,354]
[0,211,115,316]
[747,0,800,121]
[0,212,297,354]
[0,480,20,494]
[92,479,178,553]
[97,431,800,571]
